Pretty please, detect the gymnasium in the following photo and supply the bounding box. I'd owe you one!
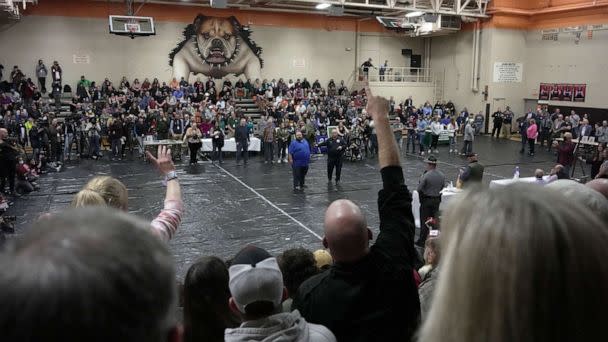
[0,1,607,341]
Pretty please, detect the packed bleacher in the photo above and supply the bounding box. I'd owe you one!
[1,61,608,342]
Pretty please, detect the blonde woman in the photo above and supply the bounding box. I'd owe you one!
[75,146,182,243]
[183,123,202,164]
[418,183,608,341]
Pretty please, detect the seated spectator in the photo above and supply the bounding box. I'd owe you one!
[73,146,183,242]
[418,237,441,320]
[546,179,608,222]
[293,89,420,341]
[225,245,336,342]
[0,207,181,342]
[71,188,107,207]
[183,256,240,342]
[534,168,546,184]
[277,248,319,312]
[597,160,608,179]
[418,183,608,342]
[586,178,608,199]
[313,249,332,271]
[549,163,569,180]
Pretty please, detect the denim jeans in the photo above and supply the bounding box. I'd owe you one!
[63,133,74,159]
[449,136,456,150]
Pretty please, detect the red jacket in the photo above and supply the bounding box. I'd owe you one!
[557,142,575,166]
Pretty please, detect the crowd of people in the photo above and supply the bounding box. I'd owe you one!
[1,83,608,342]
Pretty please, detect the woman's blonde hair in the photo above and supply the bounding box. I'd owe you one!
[418,183,608,342]
[82,176,128,211]
[71,189,107,208]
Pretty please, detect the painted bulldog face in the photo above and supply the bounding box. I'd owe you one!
[197,17,239,67]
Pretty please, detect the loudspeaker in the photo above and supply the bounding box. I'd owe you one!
[401,49,412,56]
[411,55,422,68]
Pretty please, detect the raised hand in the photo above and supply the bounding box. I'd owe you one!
[146,145,176,176]
[364,83,389,122]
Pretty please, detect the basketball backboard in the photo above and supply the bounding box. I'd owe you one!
[109,15,155,37]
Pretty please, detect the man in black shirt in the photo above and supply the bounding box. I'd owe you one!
[0,128,19,196]
[361,58,374,79]
[293,85,420,342]
[491,108,503,138]
[317,129,347,184]
[235,118,249,165]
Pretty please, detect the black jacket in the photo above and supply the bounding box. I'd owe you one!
[234,125,249,143]
[318,137,347,159]
[293,166,420,342]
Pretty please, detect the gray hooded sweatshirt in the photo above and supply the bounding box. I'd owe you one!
[225,310,336,342]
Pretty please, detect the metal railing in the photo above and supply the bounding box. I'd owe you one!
[359,67,433,83]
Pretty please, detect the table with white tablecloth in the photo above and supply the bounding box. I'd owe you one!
[412,188,460,228]
[201,137,261,152]
[489,176,551,188]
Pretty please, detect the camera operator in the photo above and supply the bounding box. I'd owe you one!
[0,128,19,196]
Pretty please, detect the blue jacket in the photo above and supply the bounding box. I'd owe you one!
[289,139,311,167]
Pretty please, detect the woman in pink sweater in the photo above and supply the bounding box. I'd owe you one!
[526,119,538,156]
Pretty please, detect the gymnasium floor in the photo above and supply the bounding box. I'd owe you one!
[8,136,583,279]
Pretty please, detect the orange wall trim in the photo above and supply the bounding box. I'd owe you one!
[23,0,390,33]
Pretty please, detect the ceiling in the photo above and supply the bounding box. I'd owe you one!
[121,0,489,18]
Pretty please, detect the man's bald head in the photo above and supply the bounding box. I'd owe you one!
[323,199,371,263]
[586,178,608,200]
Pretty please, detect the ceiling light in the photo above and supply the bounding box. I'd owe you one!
[316,3,331,10]
[405,11,424,18]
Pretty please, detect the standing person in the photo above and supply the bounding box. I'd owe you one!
[406,117,417,154]
[526,118,538,156]
[276,121,289,163]
[417,155,445,247]
[491,108,503,138]
[461,120,474,155]
[51,61,62,85]
[474,111,484,135]
[0,128,19,196]
[501,106,513,139]
[552,132,576,176]
[580,143,607,179]
[35,59,48,93]
[183,123,202,164]
[235,118,249,166]
[318,129,347,184]
[288,130,311,192]
[109,117,123,161]
[570,110,581,138]
[417,116,429,156]
[169,113,184,140]
[517,114,529,154]
[539,112,553,151]
[429,116,442,154]
[447,117,458,154]
[262,118,275,164]
[211,126,224,164]
[293,85,421,341]
[458,153,485,188]
[86,117,102,160]
[379,60,388,81]
[361,58,374,79]
[134,116,148,157]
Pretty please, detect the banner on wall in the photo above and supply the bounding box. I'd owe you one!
[573,84,586,102]
[539,83,586,102]
[493,62,523,83]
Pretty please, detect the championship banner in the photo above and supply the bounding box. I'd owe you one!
[538,83,551,100]
[573,84,586,102]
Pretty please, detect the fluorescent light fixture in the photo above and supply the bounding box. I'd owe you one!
[316,3,331,9]
[405,11,424,18]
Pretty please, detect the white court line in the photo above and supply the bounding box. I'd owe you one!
[213,164,323,241]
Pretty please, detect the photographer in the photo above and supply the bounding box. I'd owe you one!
[0,128,19,196]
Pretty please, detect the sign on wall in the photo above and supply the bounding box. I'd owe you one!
[72,54,90,64]
[292,58,305,68]
[538,83,586,102]
[493,62,523,83]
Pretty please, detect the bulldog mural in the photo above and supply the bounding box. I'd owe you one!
[169,15,263,81]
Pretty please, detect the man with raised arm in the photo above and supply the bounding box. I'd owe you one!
[292,85,420,341]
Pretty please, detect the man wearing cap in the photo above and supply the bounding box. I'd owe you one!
[225,245,336,342]
[417,155,445,247]
[459,153,484,187]
[293,86,420,341]
[317,129,347,184]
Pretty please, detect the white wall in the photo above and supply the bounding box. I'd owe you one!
[0,15,424,90]
[357,33,424,70]
[431,26,608,119]
[524,29,608,109]
[370,82,434,105]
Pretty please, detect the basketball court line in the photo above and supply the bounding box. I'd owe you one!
[212,163,323,241]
